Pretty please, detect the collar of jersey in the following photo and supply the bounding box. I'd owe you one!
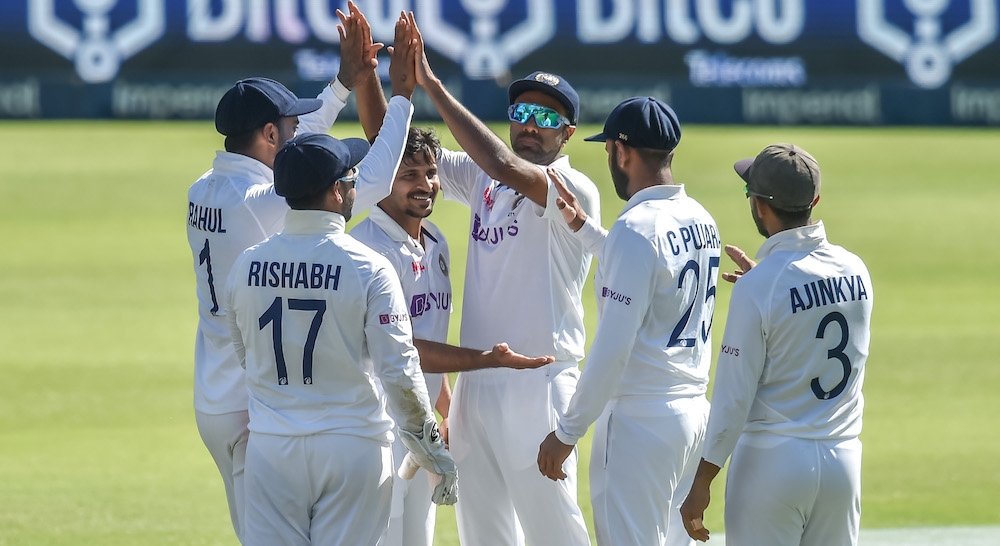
[756,220,827,260]
[367,205,426,256]
[620,184,686,216]
[282,209,346,234]
[213,150,274,184]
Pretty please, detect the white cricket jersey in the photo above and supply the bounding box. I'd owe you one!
[187,91,412,414]
[437,150,600,362]
[351,206,452,407]
[702,221,873,468]
[556,185,721,444]
[222,210,434,441]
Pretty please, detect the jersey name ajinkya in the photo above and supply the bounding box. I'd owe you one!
[188,202,227,233]
[246,261,342,290]
[790,274,869,314]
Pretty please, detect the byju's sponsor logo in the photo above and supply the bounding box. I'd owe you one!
[410,292,452,317]
[28,0,165,83]
[601,287,631,305]
[858,0,998,89]
[379,313,410,325]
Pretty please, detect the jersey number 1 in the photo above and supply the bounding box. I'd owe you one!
[199,239,220,315]
[258,297,327,385]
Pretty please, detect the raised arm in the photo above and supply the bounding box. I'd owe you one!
[337,1,387,142]
[408,12,550,206]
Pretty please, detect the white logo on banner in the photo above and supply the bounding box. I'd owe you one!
[28,0,165,83]
[858,0,997,89]
[415,0,555,78]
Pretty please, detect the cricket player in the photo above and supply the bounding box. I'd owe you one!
[679,143,874,545]
[407,14,596,545]
[185,4,408,540]
[223,132,457,546]
[350,126,451,546]
[537,97,720,546]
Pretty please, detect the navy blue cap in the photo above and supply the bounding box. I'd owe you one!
[215,77,323,136]
[508,71,580,125]
[584,97,681,151]
[273,133,370,199]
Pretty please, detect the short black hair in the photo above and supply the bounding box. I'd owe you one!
[632,146,674,171]
[402,127,441,166]
[223,116,281,153]
[284,182,332,210]
[768,202,812,226]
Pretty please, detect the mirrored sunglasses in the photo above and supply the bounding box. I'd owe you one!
[508,103,572,129]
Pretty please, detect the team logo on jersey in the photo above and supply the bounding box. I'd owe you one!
[438,254,449,277]
[858,0,997,89]
[28,0,166,84]
[415,0,556,79]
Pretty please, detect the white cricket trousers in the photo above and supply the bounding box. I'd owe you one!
[450,364,591,546]
[589,395,709,546]
[382,434,436,546]
[724,433,863,546]
[196,409,250,544]
[244,432,393,546]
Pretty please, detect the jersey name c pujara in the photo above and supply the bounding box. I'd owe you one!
[665,222,720,256]
[790,274,869,314]
[188,202,227,233]
[247,261,342,291]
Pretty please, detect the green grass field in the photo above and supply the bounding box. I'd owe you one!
[1,120,998,545]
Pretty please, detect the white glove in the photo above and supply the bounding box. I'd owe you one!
[397,419,459,505]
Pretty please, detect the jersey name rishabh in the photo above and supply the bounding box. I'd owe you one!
[246,261,342,290]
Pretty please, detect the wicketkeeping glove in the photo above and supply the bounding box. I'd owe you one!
[397,419,459,505]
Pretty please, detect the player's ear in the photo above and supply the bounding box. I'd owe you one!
[330,180,345,205]
[614,141,630,169]
[561,125,576,145]
[261,122,279,147]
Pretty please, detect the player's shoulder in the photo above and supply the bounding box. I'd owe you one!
[554,158,599,193]
[339,233,397,271]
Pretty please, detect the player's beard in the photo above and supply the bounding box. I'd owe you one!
[341,189,356,222]
[751,200,768,237]
[405,191,436,219]
[609,147,630,200]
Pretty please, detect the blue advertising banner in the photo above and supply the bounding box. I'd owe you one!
[2,0,999,124]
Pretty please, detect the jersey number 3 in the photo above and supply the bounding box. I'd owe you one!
[258,297,327,385]
[812,311,852,400]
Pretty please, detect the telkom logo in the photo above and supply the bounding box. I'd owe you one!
[28,0,165,83]
[858,0,998,89]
